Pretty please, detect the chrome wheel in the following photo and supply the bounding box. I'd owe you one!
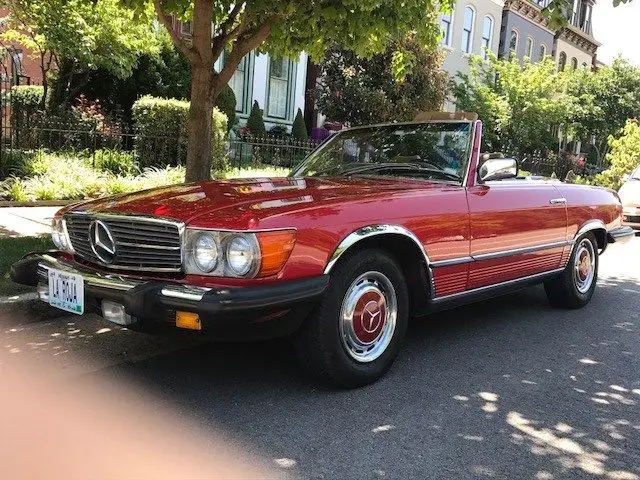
[574,238,596,294]
[339,271,397,363]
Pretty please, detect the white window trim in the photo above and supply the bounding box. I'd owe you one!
[265,56,297,122]
[481,14,494,59]
[539,44,547,58]
[461,5,476,54]
[525,37,534,58]
[440,8,455,48]
[558,51,567,70]
[509,28,519,55]
[180,20,192,35]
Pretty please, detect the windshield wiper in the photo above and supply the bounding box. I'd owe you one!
[340,162,461,182]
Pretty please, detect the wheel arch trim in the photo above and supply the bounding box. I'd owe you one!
[323,224,431,274]
[574,219,607,253]
[576,219,606,239]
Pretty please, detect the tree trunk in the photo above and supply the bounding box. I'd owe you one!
[185,65,214,182]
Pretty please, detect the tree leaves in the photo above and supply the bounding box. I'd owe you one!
[0,0,160,79]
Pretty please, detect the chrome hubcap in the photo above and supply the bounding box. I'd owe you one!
[339,271,397,363]
[574,239,595,294]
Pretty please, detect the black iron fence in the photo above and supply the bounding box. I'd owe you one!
[0,122,321,175]
[228,135,320,169]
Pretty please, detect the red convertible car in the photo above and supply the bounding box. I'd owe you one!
[12,118,634,387]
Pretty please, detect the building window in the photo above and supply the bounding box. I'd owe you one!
[226,53,251,113]
[180,20,192,35]
[440,11,453,46]
[508,29,518,55]
[584,3,593,34]
[539,44,547,60]
[461,6,475,54]
[571,57,578,69]
[481,16,493,58]
[558,51,567,71]
[266,57,293,119]
[525,37,533,58]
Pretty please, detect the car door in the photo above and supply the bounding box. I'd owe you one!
[466,180,568,290]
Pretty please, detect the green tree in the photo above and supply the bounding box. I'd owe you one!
[315,36,450,126]
[121,0,453,181]
[292,108,308,140]
[568,58,640,165]
[589,120,640,190]
[245,100,265,136]
[0,0,160,109]
[454,53,573,157]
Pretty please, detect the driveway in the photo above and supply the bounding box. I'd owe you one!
[2,236,639,479]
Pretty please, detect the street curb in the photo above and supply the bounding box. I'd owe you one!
[0,200,77,207]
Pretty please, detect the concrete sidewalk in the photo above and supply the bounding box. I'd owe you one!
[0,206,61,238]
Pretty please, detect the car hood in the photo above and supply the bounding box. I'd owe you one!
[65,176,445,229]
[619,179,640,207]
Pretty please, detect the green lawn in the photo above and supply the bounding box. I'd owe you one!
[0,236,53,296]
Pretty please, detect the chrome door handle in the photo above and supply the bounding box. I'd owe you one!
[550,198,567,204]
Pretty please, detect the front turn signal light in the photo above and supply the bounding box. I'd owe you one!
[176,311,201,330]
[256,230,296,277]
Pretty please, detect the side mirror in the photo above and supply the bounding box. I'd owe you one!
[479,158,518,182]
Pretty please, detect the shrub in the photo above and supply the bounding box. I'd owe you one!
[215,85,236,132]
[292,108,308,140]
[586,120,640,190]
[92,149,139,176]
[246,100,266,136]
[132,95,228,171]
[0,151,186,201]
[10,85,44,112]
[10,86,45,148]
[0,177,29,202]
[0,149,35,180]
[269,125,288,136]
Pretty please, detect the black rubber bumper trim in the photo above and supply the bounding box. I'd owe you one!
[11,254,330,320]
[607,225,635,244]
[152,276,330,317]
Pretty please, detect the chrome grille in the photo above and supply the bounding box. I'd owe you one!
[64,213,183,272]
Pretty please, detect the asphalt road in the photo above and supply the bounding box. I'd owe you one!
[2,236,640,479]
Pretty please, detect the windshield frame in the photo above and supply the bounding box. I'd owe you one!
[290,120,474,186]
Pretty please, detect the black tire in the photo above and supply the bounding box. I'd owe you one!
[544,232,599,309]
[294,249,409,388]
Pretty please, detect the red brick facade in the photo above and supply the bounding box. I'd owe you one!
[0,8,44,85]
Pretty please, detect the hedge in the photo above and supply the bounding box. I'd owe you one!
[215,85,236,131]
[10,86,45,148]
[132,95,228,171]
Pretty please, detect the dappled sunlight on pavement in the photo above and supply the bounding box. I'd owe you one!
[0,238,638,478]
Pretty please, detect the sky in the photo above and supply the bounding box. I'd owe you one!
[592,1,640,65]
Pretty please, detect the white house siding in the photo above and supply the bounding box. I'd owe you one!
[216,52,308,132]
[440,0,505,111]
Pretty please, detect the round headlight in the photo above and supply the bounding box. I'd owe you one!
[226,235,256,276]
[192,233,218,272]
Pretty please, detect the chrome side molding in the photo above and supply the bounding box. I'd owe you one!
[324,224,431,274]
[430,240,572,268]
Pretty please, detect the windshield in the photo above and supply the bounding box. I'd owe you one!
[292,121,473,183]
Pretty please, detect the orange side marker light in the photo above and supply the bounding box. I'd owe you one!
[176,311,201,330]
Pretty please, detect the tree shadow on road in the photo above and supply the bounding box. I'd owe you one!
[85,276,640,479]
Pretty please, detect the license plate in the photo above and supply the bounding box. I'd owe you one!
[48,268,84,314]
